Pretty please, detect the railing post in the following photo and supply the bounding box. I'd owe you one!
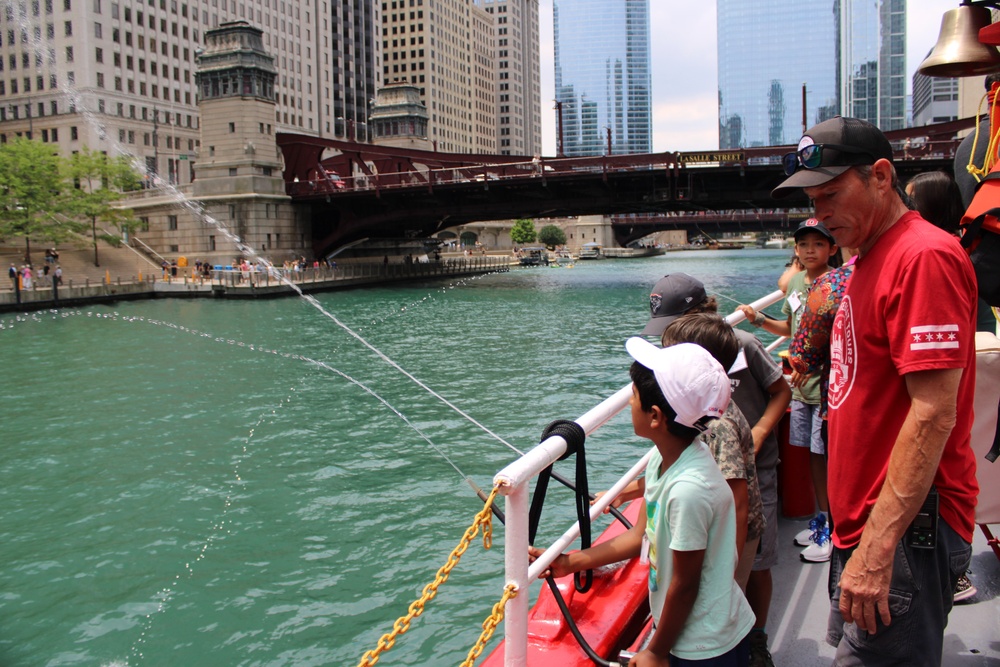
[503,484,530,667]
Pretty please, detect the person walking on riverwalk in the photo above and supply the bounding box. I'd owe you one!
[772,116,978,666]
[8,263,16,289]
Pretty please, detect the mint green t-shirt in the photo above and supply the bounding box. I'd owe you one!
[644,441,755,660]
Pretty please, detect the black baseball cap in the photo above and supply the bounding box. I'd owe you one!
[640,273,707,337]
[772,116,894,199]
[793,218,836,244]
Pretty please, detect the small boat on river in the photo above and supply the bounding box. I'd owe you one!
[518,247,550,266]
[578,243,606,260]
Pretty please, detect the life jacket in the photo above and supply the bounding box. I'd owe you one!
[960,81,1000,307]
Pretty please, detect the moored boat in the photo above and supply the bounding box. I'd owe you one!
[518,247,550,266]
[763,234,792,249]
[578,243,606,260]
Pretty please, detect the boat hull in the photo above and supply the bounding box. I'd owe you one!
[481,500,649,667]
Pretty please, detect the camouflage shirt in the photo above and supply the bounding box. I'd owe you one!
[705,400,764,541]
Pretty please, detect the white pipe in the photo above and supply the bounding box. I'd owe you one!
[503,484,530,666]
[526,449,654,581]
[493,384,633,492]
[765,336,788,353]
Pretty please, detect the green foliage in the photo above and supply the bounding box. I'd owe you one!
[63,147,142,265]
[510,218,537,245]
[0,137,75,261]
[537,224,567,249]
[0,140,142,265]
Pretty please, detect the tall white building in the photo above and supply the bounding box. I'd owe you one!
[0,0,381,184]
[382,0,496,153]
[480,0,540,156]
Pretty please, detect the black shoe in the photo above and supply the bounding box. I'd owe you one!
[749,630,774,667]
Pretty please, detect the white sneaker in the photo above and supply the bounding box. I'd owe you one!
[800,525,832,563]
[794,514,826,547]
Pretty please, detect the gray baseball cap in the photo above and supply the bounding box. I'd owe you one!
[640,273,707,337]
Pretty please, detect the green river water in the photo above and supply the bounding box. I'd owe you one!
[0,249,789,667]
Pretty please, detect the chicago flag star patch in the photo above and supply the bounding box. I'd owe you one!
[910,324,960,351]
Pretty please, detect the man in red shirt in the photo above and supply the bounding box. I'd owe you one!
[773,116,979,666]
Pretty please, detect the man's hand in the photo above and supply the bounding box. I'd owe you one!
[838,548,894,633]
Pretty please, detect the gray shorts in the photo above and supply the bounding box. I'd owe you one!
[826,520,971,666]
[790,400,824,454]
[751,466,778,571]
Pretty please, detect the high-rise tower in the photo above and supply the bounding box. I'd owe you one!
[840,0,906,130]
[553,0,651,156]
[381,0,496,153]
[717,0,906,149]
[717,0,839,149]
[480,0,541,156]
[0,0,380,184]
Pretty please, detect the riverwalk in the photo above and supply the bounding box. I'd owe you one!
[1,252,510,313]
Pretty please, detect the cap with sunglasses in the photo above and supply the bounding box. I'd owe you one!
[772,116,894,199]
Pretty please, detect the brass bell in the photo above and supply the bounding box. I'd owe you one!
[918,4,1000,77]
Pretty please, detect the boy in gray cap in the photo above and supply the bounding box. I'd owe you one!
[642,273,790,667]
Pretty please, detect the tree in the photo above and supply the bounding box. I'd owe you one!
[0,137,73,264]
[537,224,567,249]
[510,218,537,245]
[64,148,143,266]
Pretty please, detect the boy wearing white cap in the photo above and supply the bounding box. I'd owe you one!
[531,340,754,665]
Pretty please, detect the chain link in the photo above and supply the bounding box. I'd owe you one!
[356,485,501,667]
[460,583,519,667]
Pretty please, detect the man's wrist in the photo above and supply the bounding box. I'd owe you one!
[752,310,766,327]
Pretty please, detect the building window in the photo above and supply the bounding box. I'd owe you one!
[71,126,78,140]
[65,20,72,36]
[228,122,235,133]
[229,167,237,176]
[167,215,178,230]
[95,47,102,62]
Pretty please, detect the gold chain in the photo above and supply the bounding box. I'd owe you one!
[460,583,519,667]
[356,485,501,667]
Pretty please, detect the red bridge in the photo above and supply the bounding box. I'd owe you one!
[276,119,973,256]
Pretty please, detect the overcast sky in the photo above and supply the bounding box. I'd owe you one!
[537,0,961,154]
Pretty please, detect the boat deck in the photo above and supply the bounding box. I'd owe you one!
[768,515,1000,666]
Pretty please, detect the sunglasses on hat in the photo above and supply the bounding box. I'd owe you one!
[781,143,877,177]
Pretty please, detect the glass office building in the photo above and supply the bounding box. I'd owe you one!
[841,0,906,131]
[554,0,652,156]
[718,0,839,149]
[718,0,905,149]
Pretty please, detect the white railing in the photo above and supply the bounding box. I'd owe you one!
[492,289,785,667]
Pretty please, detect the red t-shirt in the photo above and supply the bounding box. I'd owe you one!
[828,211,979,548]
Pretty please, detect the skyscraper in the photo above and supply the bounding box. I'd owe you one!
[0,0,380,185]
[553,0,651,157]
[480,0,541,156]
[717,0,838,149]
[382,0,496,153]
[717,0,906,149]
[840,0,906,131]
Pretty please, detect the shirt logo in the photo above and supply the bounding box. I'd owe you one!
[910,324,960,350]
[828,295,856,410]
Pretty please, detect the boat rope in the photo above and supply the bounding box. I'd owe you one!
[355,484,501,667]
[460,583,519,667]
[528,419,594,593]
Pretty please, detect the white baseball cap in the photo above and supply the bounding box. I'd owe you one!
[625,338,731,430]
